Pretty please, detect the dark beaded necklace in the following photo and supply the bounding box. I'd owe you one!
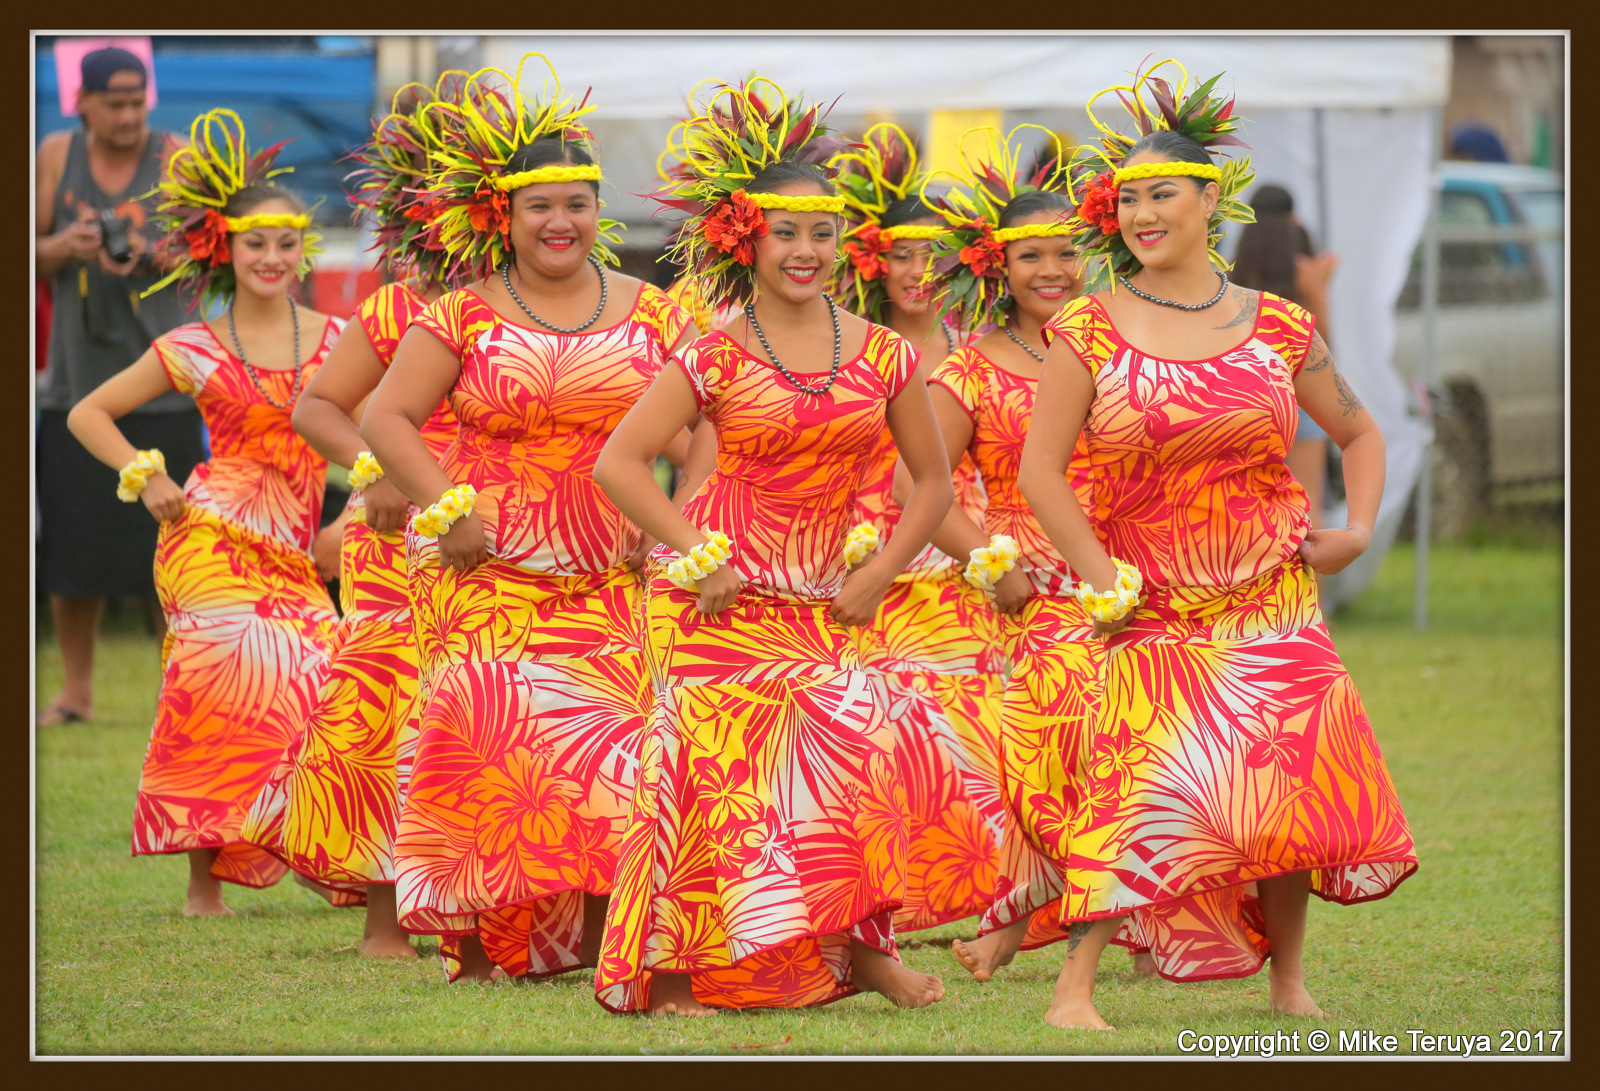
[744,292,843,396]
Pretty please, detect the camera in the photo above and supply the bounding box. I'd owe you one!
[98,208,134,264]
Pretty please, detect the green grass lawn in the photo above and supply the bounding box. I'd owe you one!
[34,535,1565,1056]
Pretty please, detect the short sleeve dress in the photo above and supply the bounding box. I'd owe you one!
[132,317,343,891]
[596,324,924,1013]
[928,344,1106,953]
[1043,292,1417,980]
[393,282,692,982]
[243,282,459,898]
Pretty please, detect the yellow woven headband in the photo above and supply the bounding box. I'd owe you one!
[226,212,311,232]
[1112,161,1222,186]
[745,192,846,214]
[880,224,944,241]
[492,163,604,191]
[991,222,1074,244]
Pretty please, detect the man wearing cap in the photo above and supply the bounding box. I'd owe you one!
[35,45,204,726]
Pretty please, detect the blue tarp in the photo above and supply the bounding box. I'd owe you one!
[36,47,377,217]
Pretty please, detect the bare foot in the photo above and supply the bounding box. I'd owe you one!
[851,942,945,1009]
[951,917,1027,982]
[647,972,716,1017]
[1269,970,1327,1018]
[36,703,92,726]
[452,934,499,983]
[1044,974,1114,1029]
[359,884,419,958]
[183,885,234,917]
[359,932,419,959]
[293,871,339,905]
[1131,950,1160,978]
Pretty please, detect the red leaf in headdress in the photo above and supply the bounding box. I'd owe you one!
[1216,98,1235,121]
[1148,78,1183,131]
[1201,134,1250,149]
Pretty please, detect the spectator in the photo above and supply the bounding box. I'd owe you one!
[34,46,204,726]
[1231,183,1338,530]
[1448,122,1512,163]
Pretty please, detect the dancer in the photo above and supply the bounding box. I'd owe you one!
[831,123,1005,933]
[241,73,481,957]
[1020,61,1416,1029]
[360,56,696,983]
[906,127,1114,978]
[592,77,954,1016]
[66,109,343,916]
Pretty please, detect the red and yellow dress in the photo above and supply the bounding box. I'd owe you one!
[1045,293,1417,980]
[131,318,344,889]
[853,419,1006,933]
[596,324,922,1013]
[928,346,1100,951]
[395,284,692,980]
[243,283,458,898]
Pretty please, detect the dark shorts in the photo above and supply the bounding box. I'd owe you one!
[36,408,207,599]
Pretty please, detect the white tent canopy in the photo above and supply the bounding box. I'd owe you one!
[487,34,1450,607]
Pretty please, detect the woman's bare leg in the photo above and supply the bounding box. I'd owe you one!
[645,971,716,1017]
[1259,872,1326,1017]
[1132,949,1159,978]
[851,939,945,1009]
[580,893,608,967]
[183,849,233,917]
[453,933,499,983]
[1044,917,1125,1030]
[359,884,418,958]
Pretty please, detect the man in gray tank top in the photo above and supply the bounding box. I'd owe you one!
[35,46,205,726]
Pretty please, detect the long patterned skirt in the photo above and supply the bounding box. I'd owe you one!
[242,497,417,904]
[1064,557,1418,980]
[860,571,1006,932]
[133,506,338,889]
[595,570,911,1013]
[395,544,650,981]
[975,593,1105,949]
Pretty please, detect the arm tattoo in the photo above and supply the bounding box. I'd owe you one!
[1332,364,1365,417]
[1303,334,1332,373]
[1212,287,1258,330]
[1064,920,1094,957]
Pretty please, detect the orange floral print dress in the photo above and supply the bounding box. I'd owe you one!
[243,283,458,898]
[928,346,1103,952]
[1044,293,1417,981]
[394,284,691,981]
[853,411,1007,933]
[595,325,921,1013]
[131,318,343,890]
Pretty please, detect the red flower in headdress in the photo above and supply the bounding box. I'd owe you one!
[703,189,770,266]
[185,209,231,266]
[402,197,437,224]
[466,185,510,236]
[844,222,893,280]
[1076,171,1122,236]
[957,220,1006,278]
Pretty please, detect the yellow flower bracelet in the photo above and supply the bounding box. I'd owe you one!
[842,522,881,567]
[348,452,384,491]
[1075,558,1145,623]
[411,484,477,539]
[964,534,1020,592]
[665,530,734,593]
[117,449,167,502]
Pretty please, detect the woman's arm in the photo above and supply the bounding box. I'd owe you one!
[360,325,478,570]
[1293,330,1384,575]
[830,379,953,627]
[1017,339,1123,635]
[671,418,717,507]
[65,347,189,523]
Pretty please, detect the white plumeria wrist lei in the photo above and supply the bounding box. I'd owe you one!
[842,521,881,567]
[666,530,734,592]
[411,484,477,538]
[963,534,1020,592]
[1075,558,1145,622]
[348,451,385,490]
[117,449,167,502]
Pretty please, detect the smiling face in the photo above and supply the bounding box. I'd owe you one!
[507,180,600,279]
[229,198,304,301]
[882,216,941,317]
[1002,211,1079,324]
[750,181,839,306]
[1116,152,1220,270]
[77,70,148,152]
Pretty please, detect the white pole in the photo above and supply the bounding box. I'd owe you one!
[1414,127,1442,631]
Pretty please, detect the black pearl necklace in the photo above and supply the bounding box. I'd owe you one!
[501,254,608,333]
[1002,323,1044,362]
[228,296,302,410]
[1119,269,1230,311]
[744,292,843,396]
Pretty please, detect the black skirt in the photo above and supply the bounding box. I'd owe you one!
[36,408,207,599]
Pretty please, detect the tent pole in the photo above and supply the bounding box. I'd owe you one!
[1415,130,1442,631]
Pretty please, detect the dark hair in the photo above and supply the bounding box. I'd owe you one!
[505,137,600,195]
[746,158,838,198]
[998,188,1070,230]
[1230,183,1313,305]
[225,182,308,220]
[881,195,936,231]
[1124,129,1215,192]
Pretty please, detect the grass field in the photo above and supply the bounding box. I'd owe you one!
[34,533,1565,1057]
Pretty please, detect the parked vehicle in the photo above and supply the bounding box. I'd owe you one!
[1391,162,1564,536]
